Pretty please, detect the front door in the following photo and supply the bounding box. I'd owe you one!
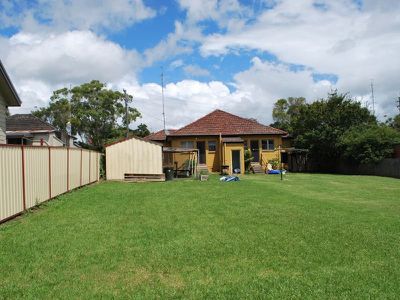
[250,140,259,162]
[232,150,241,173]
[197,141,206,164]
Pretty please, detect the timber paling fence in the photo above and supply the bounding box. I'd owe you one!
[0,145,100,224]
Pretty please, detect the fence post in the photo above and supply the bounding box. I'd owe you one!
[96,153,99,181]
[89,150,91,183]
[48,147,52,199]
[21,146,26,211]
[80,149,82,186]
[67,148,70,191]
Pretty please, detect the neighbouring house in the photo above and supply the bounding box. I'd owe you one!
[0,60,21,144]
[105,136,164,181]
[146,109,287,174]
[6,114,76,147]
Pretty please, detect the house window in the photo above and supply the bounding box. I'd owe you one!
[262,139,275,150]
[208,141,216,152]
[181,141,194,149]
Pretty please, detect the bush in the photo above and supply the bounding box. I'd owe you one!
[339,124,400,164]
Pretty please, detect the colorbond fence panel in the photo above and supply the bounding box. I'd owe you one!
[0,146,23,221]
[0,146,100,224]
[69,149,81,190]
[24,147,49,208]
[81,150,90,185]
[51,148,68,197]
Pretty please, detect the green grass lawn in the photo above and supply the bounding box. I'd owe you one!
[1,174,400,299]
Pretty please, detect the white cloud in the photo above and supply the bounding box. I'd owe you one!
[0,0,156,33]
[169,59,184,69]
[197,0,400,118]
[143,21,202,66]
[127,57,332,131]
[1,30,142,112]
[183,64,210,77]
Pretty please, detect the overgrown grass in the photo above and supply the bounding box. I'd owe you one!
[1,174,400,299]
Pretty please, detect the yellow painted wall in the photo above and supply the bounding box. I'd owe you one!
[170,137,220,172]
[223,143,245,174]
[168,135,283,173]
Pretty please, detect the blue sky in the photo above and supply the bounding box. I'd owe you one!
[0,0,399,130]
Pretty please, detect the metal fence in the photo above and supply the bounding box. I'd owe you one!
[0,145,100,223]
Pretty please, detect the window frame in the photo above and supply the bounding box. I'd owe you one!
[261,139,275,151]
[181,141,194,149]
[208,140,217,152]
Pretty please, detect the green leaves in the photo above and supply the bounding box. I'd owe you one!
[290,91,377,169]
[339,124,400,164]
[32,80,141,151]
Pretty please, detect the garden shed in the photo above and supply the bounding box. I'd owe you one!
[105,136,164,181]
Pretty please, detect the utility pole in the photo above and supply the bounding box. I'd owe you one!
[161,68,166,132]
[123,89,129,138]
[370,80,375,116]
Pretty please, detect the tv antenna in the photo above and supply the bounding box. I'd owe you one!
[161,67,166,132]
[370,79,375,116]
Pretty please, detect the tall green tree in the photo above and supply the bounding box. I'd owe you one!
[271,97,306,132]
[291,91,376,170]
[33,80,141,151]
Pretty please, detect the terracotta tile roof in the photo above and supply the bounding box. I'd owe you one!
[6,114,56,132]
[145,129,176,141]
[170,109,287,136]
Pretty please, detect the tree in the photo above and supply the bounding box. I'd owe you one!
[387,114,400,131]
[291,91,376,170]
[131,123,150,138]
[271,97,306,132]
[339,124,400,164]
[33,80,141,151]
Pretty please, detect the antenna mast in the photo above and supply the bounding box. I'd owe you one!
[370,80,375,116]
[123,89,129,138]
[161,68,166,132]
[397,95,400,114]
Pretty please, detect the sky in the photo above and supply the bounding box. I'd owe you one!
[0,0,399,132]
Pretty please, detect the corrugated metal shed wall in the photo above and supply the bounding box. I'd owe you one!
[0,146,100,223]
[106,137,163,180]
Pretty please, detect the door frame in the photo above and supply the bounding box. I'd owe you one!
[231,149,241,173]
[196,141,206,164]
[250,140,260,162]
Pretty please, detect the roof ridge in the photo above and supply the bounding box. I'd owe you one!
[172,109,225,134]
